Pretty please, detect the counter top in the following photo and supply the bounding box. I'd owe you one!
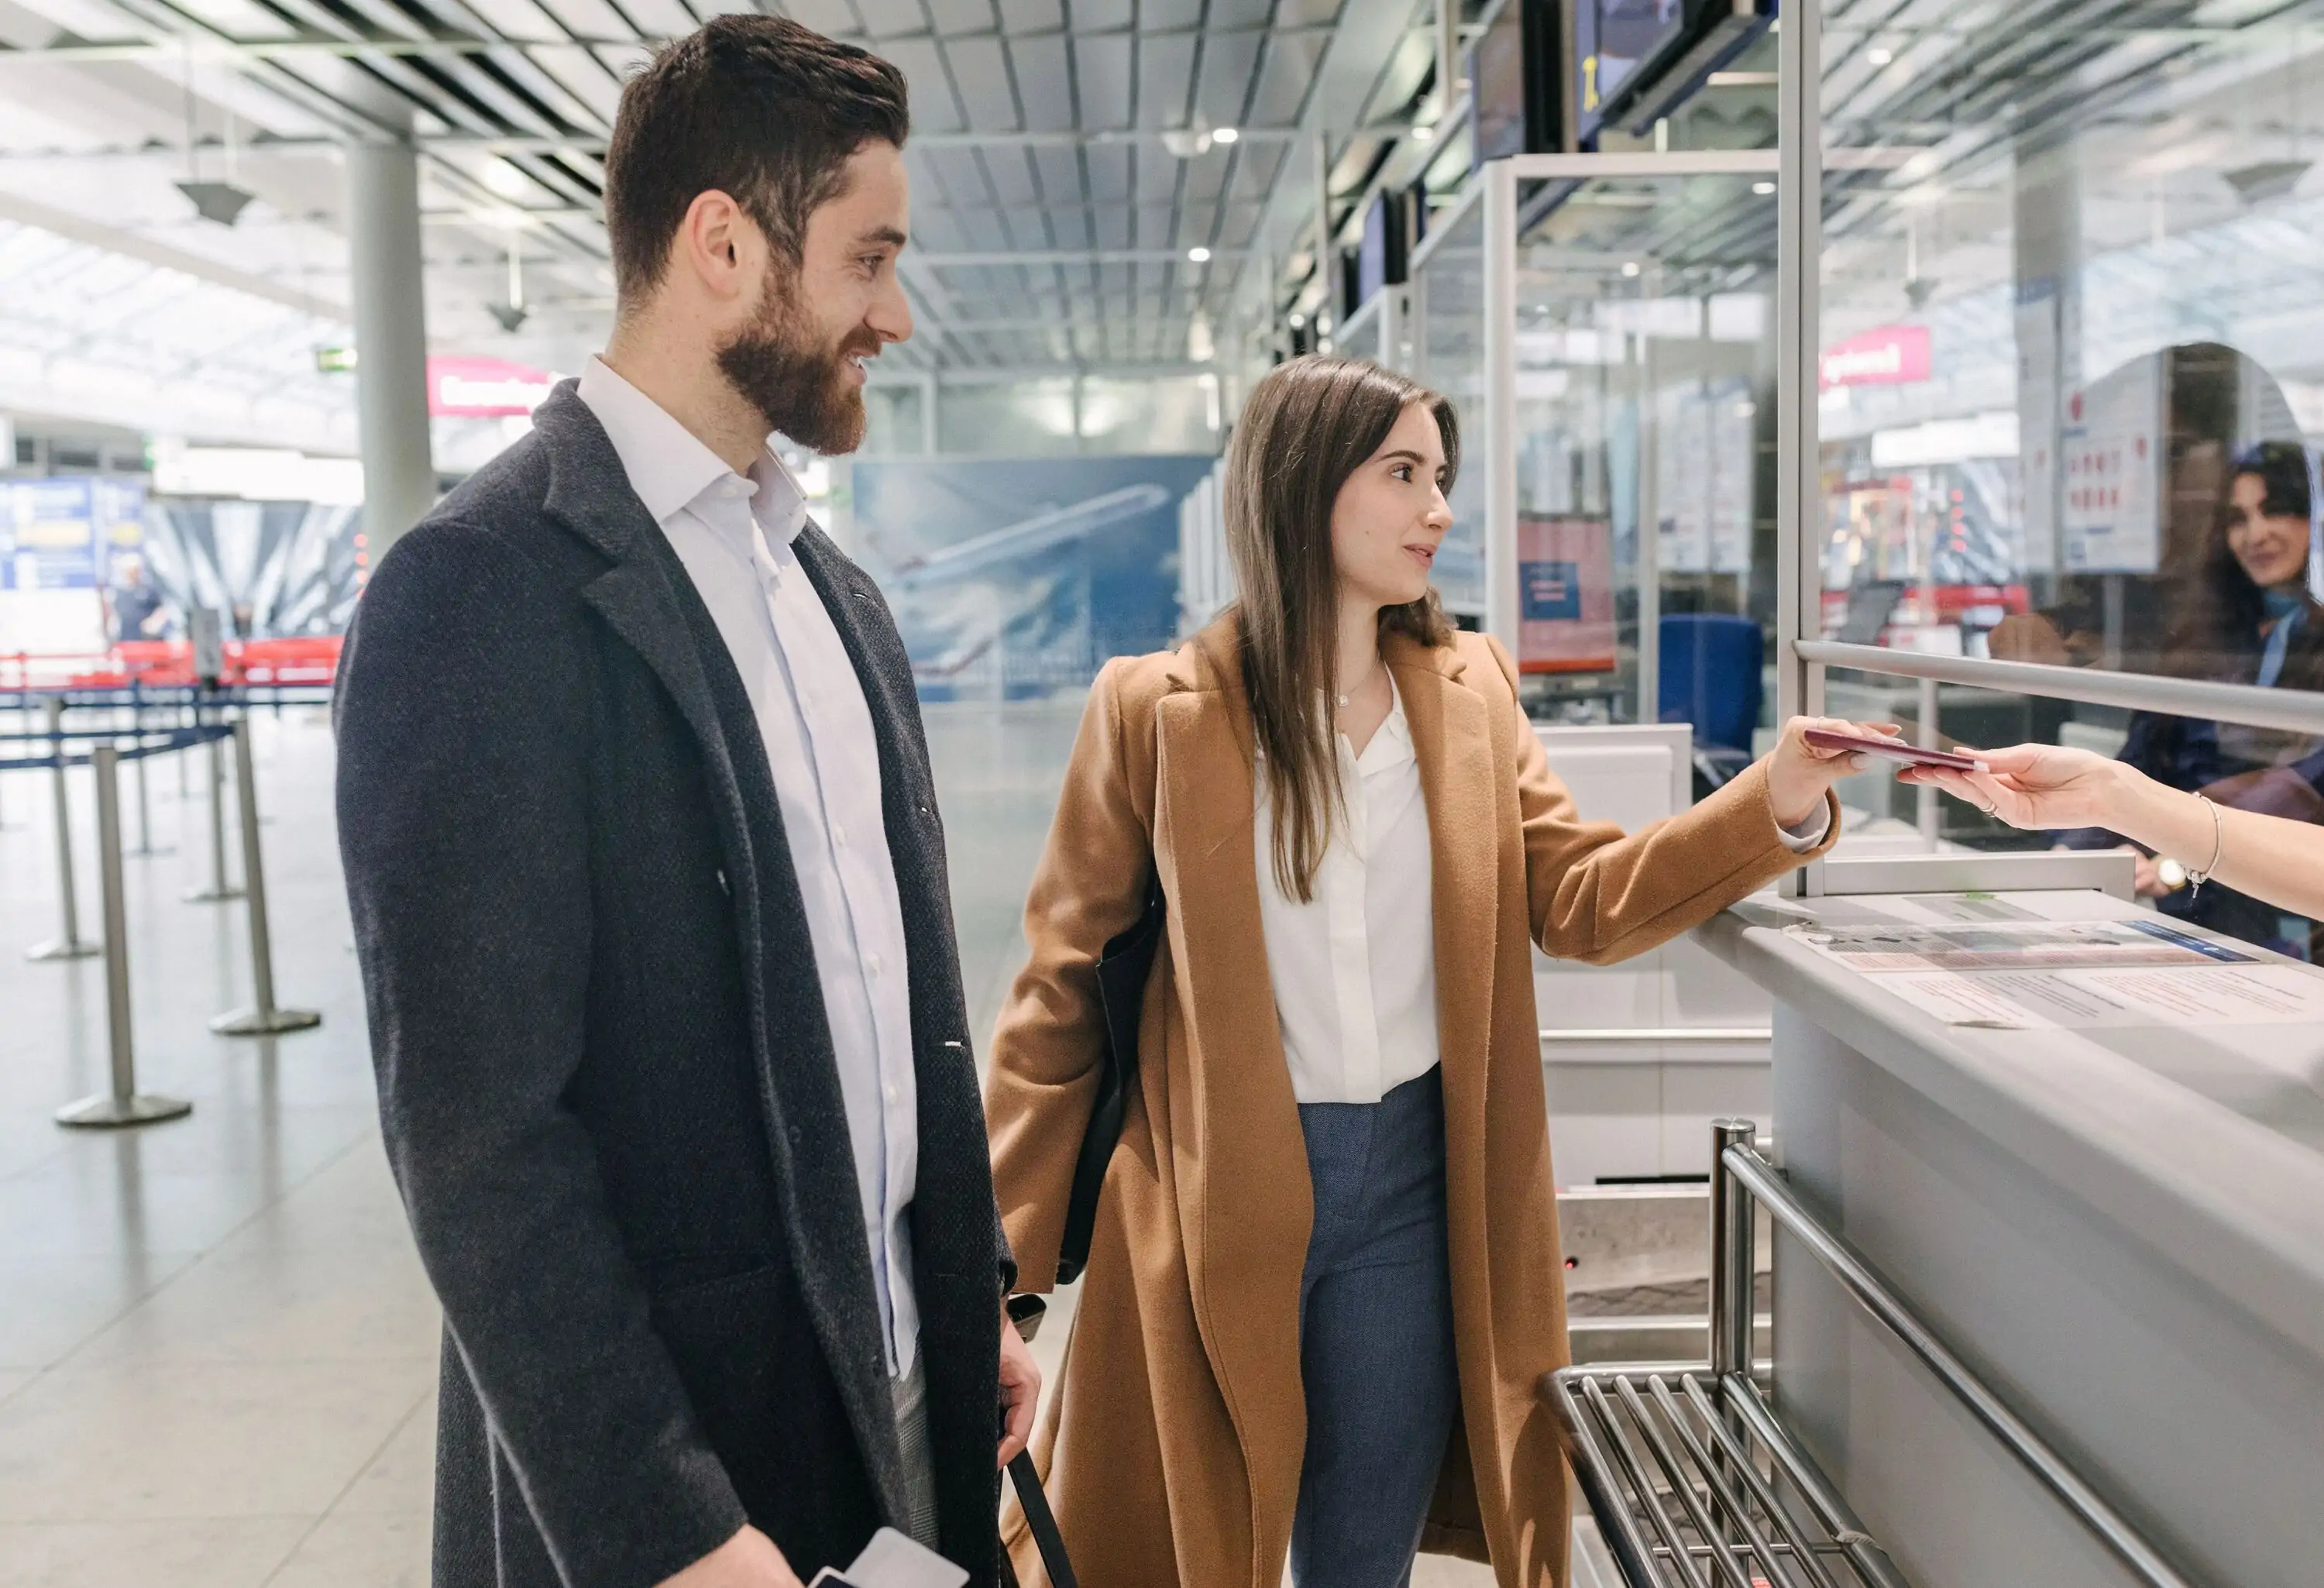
[1697,891,2324,1363]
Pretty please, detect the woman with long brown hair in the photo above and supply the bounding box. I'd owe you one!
[985,356,1887,1588]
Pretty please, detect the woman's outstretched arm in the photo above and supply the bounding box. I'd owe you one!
[1905,744,2324,922]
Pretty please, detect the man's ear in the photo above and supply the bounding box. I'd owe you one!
[677,190,755,304]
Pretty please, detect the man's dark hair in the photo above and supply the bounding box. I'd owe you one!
[603,15,909,304]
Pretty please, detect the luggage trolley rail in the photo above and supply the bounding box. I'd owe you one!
[1547,1119,2202,1588]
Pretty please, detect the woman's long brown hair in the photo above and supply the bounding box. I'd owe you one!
[1225,356,1458,903]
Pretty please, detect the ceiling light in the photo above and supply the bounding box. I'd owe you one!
[1162,125,1215,158]
[1620,260,1642,277]
[1752,180,1776,195]
[481,158,529,199]
[1867,46,1894,66]
[1187,246,1212,263]
[177,180,256,227]
[1411,123,1435,144]
[486,301,531,333]
[1289,311,1306,328]
[1212,126,1239,145]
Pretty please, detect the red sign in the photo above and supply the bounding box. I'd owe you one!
[427,356,558,418]
[1818,325,1931,390]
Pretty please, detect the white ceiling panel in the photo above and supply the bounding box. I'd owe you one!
[982,147,1039,206]
[1071,32,1134,130]
[851,0,928,40]
[1247,28,1325,125]
[884,37,967,131]
[619,0,701,40]
[1092,203,1130,249]
[995,0,1063,33]
[1136,200,1172,246]
[1007,33,1075,129]
[784,0,866,40]
[924,0,990,36]
[1084,143,1132,203]
[537,0,638,40]
[1135,29,1198,126]
[1067,0,1133,33]
[1134,146,1181,201]
[1194,27,1264,126]
[1141,0,1202,30]
[945,34,1020,127]
[1276,0,1345,26]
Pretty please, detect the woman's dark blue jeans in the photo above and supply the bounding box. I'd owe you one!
[1291,1065,1461,1588]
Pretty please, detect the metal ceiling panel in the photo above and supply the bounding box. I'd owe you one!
[1031,143,1082,206]
[1068,0,1133,34]
[1194,27,1264,126]
[996,0,1064,34]
[1135,28,1198,125]
[1141,0,1203,31]
[1006,33,1075,129]
[535,0,638,42]
[1220,197,1263,246]
[1092,202,1130,247]
[1181,153,1229,206]
[1246,28,1325,126]
[1276,0,1346,26]
[1083,142,1132,201]
[1072,32,1135,129]
[1136,199,1172,245]
[784,0,866,39]
[984,146,1040,205]
[621,0,701,39]
[529,45,624,122]
[851,0,929,40]
[925,0,992,38]
[1133,145,1179,201]
[946,33,1020,127]
[885,37,967,130]
[1001,205,1047,244]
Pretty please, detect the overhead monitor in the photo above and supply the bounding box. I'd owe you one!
[1469,0,1566,169]
[1356,191,1409,309]
[1575,0,1773,145]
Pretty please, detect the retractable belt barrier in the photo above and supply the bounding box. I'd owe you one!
[1,701,325,1131]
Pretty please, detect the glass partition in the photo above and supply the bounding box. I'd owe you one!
[1511,168,1779,729]
[1413,193,1490,623]
[1813,0,2324,951]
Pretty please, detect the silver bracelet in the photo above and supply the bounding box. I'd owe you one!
[2187,792,2224,899]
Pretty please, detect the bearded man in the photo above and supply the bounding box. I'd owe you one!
[333,19,1037,1588]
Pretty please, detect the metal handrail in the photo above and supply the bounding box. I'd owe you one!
[1717,1135,2201,1588]
[1796,639,2324,737]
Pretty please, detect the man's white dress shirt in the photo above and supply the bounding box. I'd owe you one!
[579,358,923,1379]
[1257,675,1830,1105]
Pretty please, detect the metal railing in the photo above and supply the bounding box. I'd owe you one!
[1796,640,2324,739]
[1550,1119,2204,1588]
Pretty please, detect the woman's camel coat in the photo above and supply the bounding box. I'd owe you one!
[985,617,1838,1588]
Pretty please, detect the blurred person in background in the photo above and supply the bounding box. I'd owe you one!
[984,356,1890,1588]
[106,553,167,642]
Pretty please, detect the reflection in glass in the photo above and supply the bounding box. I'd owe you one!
[1818,1,2324,954]
[1415,197,1489,622]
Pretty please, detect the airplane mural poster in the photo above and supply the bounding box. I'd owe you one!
[850,454,1213,701]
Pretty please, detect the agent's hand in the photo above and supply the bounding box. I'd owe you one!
[1899,742,2124,831]
[1764,717,1904,829]
[998,1308,1042,1467]
[656,1525,803,1588]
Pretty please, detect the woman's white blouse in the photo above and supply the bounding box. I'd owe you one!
[1255,678,1441,1105]
[1253,676,1832,1106]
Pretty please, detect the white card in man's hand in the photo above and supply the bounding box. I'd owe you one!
[806,1528,968,1588]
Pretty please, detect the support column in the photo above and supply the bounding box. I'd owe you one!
[2013,141,2082,610]
[346,137,435,562]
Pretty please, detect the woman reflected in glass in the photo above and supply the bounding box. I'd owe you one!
[2051,441,2324,956]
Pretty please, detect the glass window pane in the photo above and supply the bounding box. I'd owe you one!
[1511,170,1779,734]
[1415,195,1489,622]
[1820,2,2324,953]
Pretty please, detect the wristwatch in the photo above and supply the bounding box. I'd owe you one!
[2156,857,2188,892]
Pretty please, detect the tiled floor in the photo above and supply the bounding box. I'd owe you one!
[0,701,1497,1587]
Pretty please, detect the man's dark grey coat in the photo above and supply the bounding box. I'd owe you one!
[336,385,1010,1588]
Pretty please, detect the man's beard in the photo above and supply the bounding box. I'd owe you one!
[716,273,878,455]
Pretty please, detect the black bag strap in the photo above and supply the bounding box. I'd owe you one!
[1003,1451,1078,1588]
[1054,869,1165,1284]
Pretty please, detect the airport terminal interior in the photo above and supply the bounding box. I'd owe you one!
[6,0,2324,1585]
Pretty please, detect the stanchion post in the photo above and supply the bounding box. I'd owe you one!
[127,681,173,858]
[1708,1118,1758,1382]
[211,717,320,1036]
[28,696,100,962]
[57,746,192,1129]
[183,710,243,903]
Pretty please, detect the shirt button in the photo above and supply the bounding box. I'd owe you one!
[866,953,884,975]
[833,823,847,847]
[883,1082,899,1104]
